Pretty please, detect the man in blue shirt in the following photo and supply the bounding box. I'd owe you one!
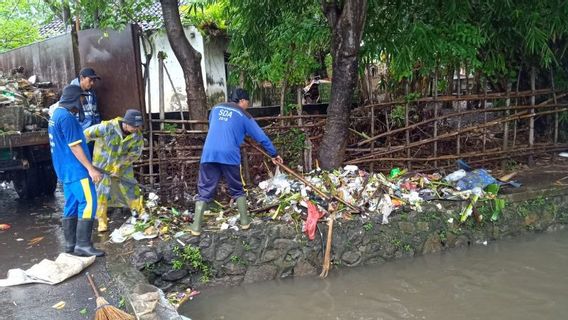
[49,85,104,257]
[189,88,283,236]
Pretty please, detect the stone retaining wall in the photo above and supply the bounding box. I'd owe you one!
[132,189,568,292]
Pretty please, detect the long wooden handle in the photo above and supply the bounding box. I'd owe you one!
[86,273,101,298]
[247,141,361,213]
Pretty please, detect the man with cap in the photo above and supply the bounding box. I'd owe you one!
[189,88,283,236]
[71,67,101,131]
[84,109,145,232]
[48,85,105,257]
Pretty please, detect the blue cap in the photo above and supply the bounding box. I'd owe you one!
[123,109,144,127]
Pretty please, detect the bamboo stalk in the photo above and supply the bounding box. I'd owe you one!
[358,88,554,110]
[551,69,559,145]
[482,79,487,153]
[456,65,461,157]
[351,108,568,162]
[405,81,411,169]
[433,70,438,168]
[356,103,568,147]
[370,105,375,173]
[513,68,522,147]
[529,67,536,166]
[346,143,568,165]
[502,81,511,169]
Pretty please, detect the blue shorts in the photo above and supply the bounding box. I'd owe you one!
[63,178,97,220]
[197,163,245,202]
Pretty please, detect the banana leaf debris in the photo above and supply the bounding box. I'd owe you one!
[118,163,515,242]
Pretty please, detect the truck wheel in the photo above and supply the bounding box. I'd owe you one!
[40,163,58,196]
[13,167,41,199]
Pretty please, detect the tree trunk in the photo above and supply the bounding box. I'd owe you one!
[60,0,81,74]
[318,0,368,169]
[159,0,207,123]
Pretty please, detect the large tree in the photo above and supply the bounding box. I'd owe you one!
[160,0,207,122]
[317,0,367,169]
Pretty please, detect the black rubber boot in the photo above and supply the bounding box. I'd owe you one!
[74,219,105,257]
[62,217,77,253]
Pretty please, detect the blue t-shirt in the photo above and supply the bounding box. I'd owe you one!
[48,107,91,183]
[201,103,277,165]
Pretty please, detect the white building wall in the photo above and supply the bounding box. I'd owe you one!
[142,27,227,113]
[204,36,228,106]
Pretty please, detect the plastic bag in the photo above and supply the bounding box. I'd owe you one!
[305,201,325,240]
[456,169,496,191]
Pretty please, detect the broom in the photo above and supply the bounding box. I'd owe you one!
[86,273,135,320]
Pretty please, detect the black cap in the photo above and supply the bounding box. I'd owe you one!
[59,85,87,109]
[59,85,88,120]
[79,67,100,80]
[230,88,250,103]
[123,109,144,127]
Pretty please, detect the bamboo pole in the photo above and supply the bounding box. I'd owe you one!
[358,89,554,110]
[502,81,511,169]
[433,70,438,168]
[482,79,487,154]
[370,104,375,173]
[355,103,567,147]
[529,66,536,166]
[456,65,461,157]
[158,54,165,131]
[551,68,559,145]
[513,68,522,147]
[405,81,411,170]
[350,108,568,162]
[147,67,154,188]
[346,143,568,164]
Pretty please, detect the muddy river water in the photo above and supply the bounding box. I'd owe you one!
[183,229,568,320]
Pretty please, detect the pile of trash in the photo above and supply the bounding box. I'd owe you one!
[0,69,57,133]
[112,162,515,244]
[249,163,513,228]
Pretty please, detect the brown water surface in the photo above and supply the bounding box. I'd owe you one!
[183,229,568,320]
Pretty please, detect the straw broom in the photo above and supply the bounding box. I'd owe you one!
[86,273,135,320]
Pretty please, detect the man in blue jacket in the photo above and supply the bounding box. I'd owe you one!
[70,67,101,130]
[189,88,283,236]
[49,85,104,257]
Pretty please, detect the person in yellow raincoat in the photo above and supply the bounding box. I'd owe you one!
[84,109,144,232]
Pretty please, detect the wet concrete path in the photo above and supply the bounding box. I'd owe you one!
[0,185,122,320]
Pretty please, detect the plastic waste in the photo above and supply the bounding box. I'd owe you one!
[377,194,394,224]
[455,169,496,191]
[444,169,467,182]
[0,223,11,231]
[389,168,401,179]
[305,201,325,240]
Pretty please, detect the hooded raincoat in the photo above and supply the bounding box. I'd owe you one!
[84,118,144,219]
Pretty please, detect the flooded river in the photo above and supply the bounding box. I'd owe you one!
[183,229,568,320]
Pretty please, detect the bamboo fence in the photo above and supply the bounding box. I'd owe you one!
[136,64,567,205]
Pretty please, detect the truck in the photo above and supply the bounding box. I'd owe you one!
[0,130,58,199]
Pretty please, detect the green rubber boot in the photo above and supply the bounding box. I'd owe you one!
[189,201,206,236]
[236,196,251,230]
